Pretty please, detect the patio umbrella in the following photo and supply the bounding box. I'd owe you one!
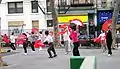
[102,19,112,31]
[32,27,39,33]
[69,19,84,27]
[59,23,67,28]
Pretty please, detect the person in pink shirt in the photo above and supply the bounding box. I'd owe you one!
[70,23,80,56]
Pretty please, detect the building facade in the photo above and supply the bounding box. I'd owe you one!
[0,0,47,35]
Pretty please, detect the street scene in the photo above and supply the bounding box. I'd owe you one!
[0,0,120,69]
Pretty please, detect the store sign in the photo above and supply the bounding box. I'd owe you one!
[97,10,113,24]
[58,15,88,23]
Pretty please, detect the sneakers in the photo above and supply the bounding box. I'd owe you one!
[53,55,57,57]
[49,56,53,58]
[31,51,35,53]
[24,53,27,55]
[108,54,111,57]
[65,52,68,55]
[39,47,42,51]
[48,55,57,58]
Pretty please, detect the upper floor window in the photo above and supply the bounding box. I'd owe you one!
[31,1,38,13]
[46,0,52,12]
[8,2,23,14]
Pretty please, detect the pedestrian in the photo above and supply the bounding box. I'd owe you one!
[43,30,57,58]
[10,32,16,51]
[69,23,80,56]
[31,32,38,51]
[63,27,71,54]
[106,26,113,56]
[26,32,35,52]
[99,30,107,52]
[3,34,10,47]
[19,33,28,55]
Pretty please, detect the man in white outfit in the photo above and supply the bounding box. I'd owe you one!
[63,28,72,54]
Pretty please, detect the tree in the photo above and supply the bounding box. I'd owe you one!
[111,0,120,49]
[49,0,59,46]
[0,17,3,67]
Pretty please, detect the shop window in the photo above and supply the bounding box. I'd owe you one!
[32,20,39,28]
[8,21,23,36]
[46,0,52,12]
[8,2,23,14]
[47,20,53,27]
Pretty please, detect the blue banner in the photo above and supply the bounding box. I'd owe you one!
[97,10,113,24]
[117,15,120,24]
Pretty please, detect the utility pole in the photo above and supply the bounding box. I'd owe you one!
[49,0,59,46]
[111,0,120,49]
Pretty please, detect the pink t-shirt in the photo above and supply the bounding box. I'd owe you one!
[70,30,78,43]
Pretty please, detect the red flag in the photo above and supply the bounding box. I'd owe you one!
[3,34,10,43]
[34,40,45,48]
[16,34,27,44]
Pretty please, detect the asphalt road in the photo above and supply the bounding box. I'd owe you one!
[1,48,120,69]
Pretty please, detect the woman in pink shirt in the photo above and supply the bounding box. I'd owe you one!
[70,23,80,56]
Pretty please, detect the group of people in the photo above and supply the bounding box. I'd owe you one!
[2,23,113,58]
[2,30,57,58]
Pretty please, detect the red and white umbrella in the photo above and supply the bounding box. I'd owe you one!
[102,19,112,31]
[32,27,39,33]
[69,19,84,27]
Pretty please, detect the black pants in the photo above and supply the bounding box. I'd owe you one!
[107,42,112,55]
[28,41,35,51]
[10,43,16,50]
[47,42,57,57]
[23,42,28,53]
[73,42,80,56]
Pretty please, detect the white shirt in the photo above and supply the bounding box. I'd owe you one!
[99,33,106,40]
[10,35,16,43]
[44,35,53,43]
[63,31,71,41]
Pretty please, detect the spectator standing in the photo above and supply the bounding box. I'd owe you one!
[106,26,113,56]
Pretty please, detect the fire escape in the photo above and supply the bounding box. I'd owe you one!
[58,0,94,14]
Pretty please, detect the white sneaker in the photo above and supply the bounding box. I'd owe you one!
[32,51,35,53]
[24,53,27,55]
[108,54,111,57]
[65,52,68,55]
[39,47,42,51]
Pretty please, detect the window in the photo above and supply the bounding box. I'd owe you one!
[46,0,52,12]
[32,20,39,28]
[8,2,23,14]
[47,20,53,27]
[31,1,38,13]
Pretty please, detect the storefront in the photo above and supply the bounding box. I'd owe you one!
[8,21,24,36]
[58,15,88,33]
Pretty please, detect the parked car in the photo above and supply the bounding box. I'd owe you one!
[78,34,95,46]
